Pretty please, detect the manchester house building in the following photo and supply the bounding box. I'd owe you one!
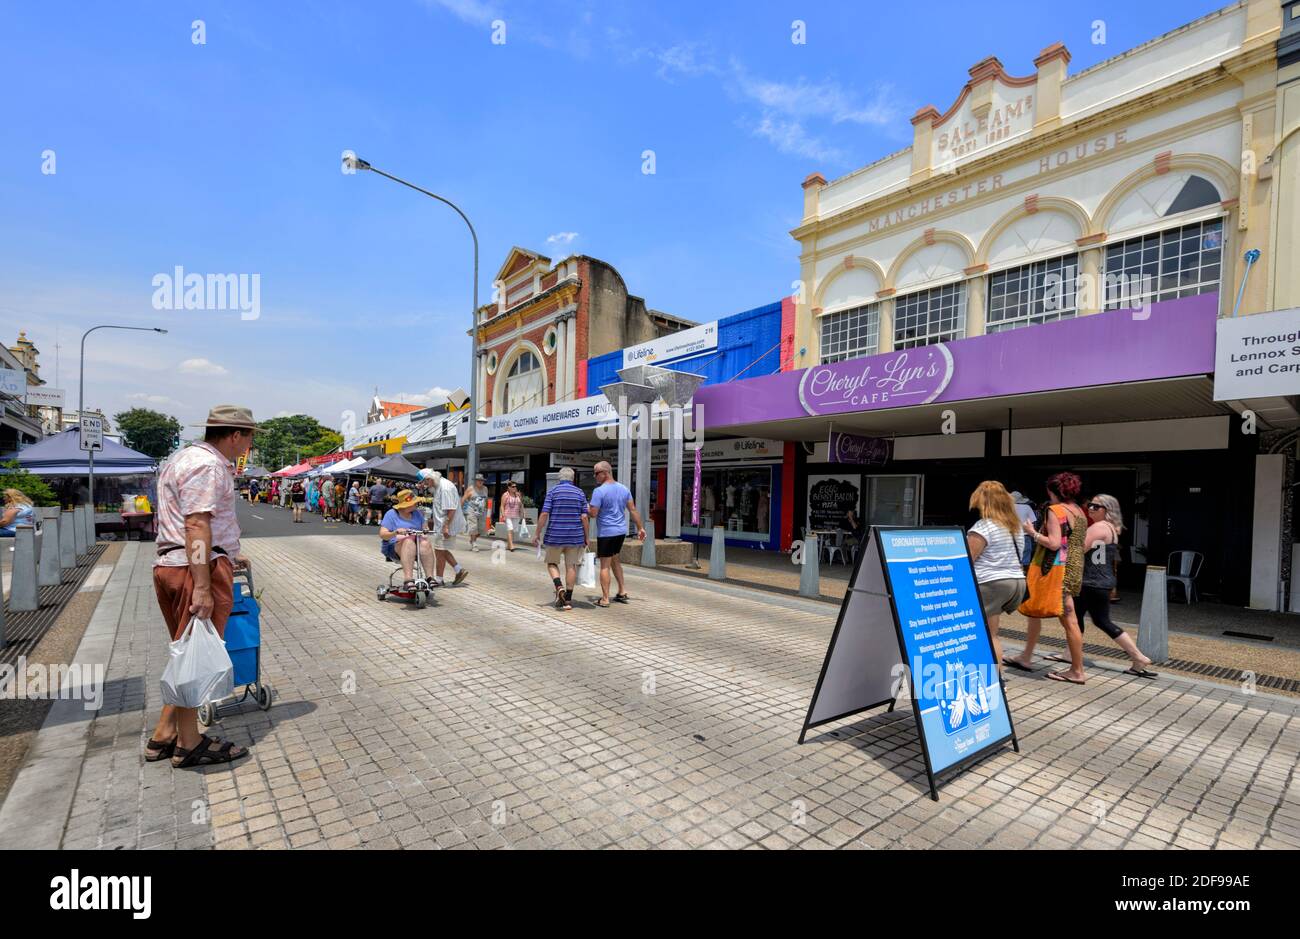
[695,0,1299,609]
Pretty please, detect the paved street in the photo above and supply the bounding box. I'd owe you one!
[2,501,1298,850]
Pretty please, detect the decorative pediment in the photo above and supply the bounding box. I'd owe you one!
[494,246,550,284]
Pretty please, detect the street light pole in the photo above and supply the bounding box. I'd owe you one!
[347,155,481,482]
[78,325,167,520]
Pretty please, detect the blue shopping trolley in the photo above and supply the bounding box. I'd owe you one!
[198,568,273,726]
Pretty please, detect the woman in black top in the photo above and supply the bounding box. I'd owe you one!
[1066,494,1156,677]
[291,480,306,524]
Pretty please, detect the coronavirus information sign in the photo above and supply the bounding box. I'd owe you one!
[800,526,1018,800]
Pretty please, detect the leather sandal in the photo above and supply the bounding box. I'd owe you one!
[171,734,249,768]
[145,737,176,762]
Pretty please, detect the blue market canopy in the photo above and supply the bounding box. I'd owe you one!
[363,453,422,482]
[2,429,158,476]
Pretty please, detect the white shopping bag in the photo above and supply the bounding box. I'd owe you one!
[517,517,530,540]
[160,617,235,708]
[577,551,597,589]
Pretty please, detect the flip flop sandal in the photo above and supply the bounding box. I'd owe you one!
[613,594,630,604]
[1046,671,1086,685]
[596,598,611,608]
[1001,657,1036,672]
[172,734,249,769]
[1043,653,1071,664]
[1124,667,1158,678]
[145,738,176,762]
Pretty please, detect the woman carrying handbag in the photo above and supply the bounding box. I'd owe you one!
[1004,471,1089,684]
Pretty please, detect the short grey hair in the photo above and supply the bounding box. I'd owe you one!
[593,460,612,475]
[558,466,575,481]
[1091,493,1124,534]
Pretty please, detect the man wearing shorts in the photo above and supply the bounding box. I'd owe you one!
[367,478,389,526]
[587,460,645,608]
[424,470,468,585]
[146,404,255,769]
[536,466,589,610]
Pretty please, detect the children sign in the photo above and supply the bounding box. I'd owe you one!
[799,526,1018,799]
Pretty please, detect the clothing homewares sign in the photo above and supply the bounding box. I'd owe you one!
[800,526,1018,800]
[1213,307,1300,402]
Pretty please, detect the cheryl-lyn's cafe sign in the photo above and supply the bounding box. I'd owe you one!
[1213,307,1300,402]
[799,345,954,416]
[864,128,1129,234]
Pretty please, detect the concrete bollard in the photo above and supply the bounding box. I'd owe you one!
[640,520,656,568]
[708,526,726,580]
[72,505,88,556]
[799,533,821,599]
[0,536,6,644]
[38,508,61,587]
[9,526,39,612]
[59,509,77,569]
[83,502,96,547]
[1138,564,1169,663]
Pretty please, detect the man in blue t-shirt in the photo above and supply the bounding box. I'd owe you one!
[587,461,646,607]
[537,466,590,611]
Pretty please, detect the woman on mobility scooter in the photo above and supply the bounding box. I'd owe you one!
[378,489,438,606]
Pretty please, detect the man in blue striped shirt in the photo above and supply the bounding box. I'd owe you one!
[537,466,590,611]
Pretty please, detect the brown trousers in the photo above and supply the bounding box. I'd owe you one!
[153,557,234,641]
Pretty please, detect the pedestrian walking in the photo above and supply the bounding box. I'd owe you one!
[367,477,389,526]
[1068,494,1156,677]
[536,467,590,610]
[0,488,36,537]
[587,460,645,608]
[346,480,361,524]
[321,476,336,523]
[1006,471,1088,684]
[500,480,523,551]
[966,481,1026,672]
[291,479,306,522]
[145,404,255,769]
[461,473,489,552]
[1010,489,1037,567]
[425,470,468,585]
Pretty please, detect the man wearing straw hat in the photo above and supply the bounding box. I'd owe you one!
[145,404,257,769]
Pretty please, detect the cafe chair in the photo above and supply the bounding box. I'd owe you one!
[1166,551,1204,604]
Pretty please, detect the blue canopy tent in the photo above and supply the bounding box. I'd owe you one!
[4,428,157,476]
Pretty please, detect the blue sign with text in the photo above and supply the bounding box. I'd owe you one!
[878,528,1014,775]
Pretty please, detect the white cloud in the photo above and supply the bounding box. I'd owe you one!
[749,115,845,164]
[390,386,457,406]
[178,357,228,375]
[422,0,499,26]
[730,63,899,128]
[127,392,184,408]
[546,231,579,249]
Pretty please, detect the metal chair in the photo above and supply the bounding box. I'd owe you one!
[1166,551,1204,604]
[822,530,845,565]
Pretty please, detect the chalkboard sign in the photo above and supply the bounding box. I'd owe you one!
[807,475,860,530]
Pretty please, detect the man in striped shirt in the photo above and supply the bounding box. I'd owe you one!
[537,466,590,611]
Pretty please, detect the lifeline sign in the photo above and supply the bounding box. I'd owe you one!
[799,526,1019,800]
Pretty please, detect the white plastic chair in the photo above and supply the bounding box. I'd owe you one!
[1166,551,1204,604]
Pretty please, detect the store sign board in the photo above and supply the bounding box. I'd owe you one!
[1213,307,1300,402]
[0,368,24,397]
[801,527,1018,800]
[829,431,891,466]
[25,386,66,408]
[697,295,1218,431]
[622,321,718,368]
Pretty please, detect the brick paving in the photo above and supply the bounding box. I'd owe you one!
[7,528,1300,850]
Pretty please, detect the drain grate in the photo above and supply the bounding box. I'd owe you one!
[1222,630,1274,642]
[2,545,107,666]
[1000,626,1300,696]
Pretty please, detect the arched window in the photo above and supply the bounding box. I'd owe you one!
[502,350,543,413]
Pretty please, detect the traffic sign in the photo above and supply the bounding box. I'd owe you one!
[79,416,104,452]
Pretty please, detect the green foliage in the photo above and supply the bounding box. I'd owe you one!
[113,407,183,459]
[254,415,340,468]
[0,459,59,507]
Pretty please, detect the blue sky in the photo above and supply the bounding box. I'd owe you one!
[0,0,1223,434]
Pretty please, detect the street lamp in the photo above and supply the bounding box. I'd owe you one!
[79,325,167,519]
[346,154,481,483]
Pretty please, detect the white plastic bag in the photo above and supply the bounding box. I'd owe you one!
[160,617,234,708]
[577,551,597,589]
[517,516,531,540]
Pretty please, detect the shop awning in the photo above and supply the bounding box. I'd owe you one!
[2,428,157,476]
[363,453,422,482]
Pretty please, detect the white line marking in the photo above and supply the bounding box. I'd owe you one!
[251,514,264,519]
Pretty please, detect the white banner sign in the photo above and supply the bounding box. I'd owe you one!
[25,386,66,408]
[622,321,718,368]
[1213,307,1300,402]
[0,367,24,397]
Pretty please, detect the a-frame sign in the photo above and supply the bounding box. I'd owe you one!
[800,526,1019,800]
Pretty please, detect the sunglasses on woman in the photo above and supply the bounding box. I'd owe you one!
[1086,502,1104,510]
